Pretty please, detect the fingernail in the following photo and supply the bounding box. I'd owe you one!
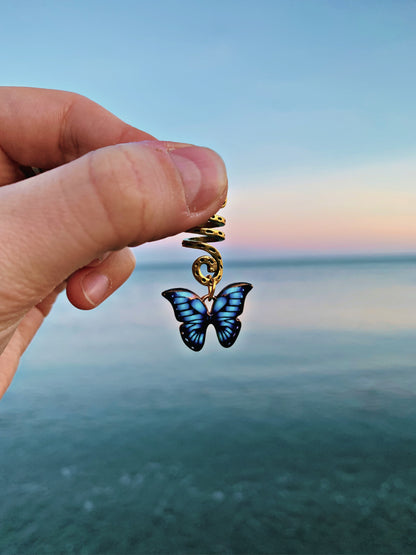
[81,272,110,306]
[170,146,227,212]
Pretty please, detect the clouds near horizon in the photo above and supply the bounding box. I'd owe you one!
[227,153,416,255]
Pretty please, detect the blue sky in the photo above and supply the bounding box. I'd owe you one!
[2,1,416,256]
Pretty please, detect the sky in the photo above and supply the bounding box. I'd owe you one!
[2,0,416,258]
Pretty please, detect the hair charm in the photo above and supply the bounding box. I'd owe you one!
[162,200,252,351]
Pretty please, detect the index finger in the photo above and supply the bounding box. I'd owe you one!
[0,87,155,169]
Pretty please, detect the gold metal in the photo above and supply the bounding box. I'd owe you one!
[182,200,226,299]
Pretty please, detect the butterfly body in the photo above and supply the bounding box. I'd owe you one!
[162,282,252,351]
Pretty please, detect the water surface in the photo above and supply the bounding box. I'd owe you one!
[1,257,416,554]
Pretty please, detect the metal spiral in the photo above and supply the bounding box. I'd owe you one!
[182,201,226,299]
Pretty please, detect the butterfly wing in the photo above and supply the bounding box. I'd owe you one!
[211,282,253,348]
[162,288,209,351]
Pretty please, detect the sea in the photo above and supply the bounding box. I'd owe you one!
[1,255,416,555]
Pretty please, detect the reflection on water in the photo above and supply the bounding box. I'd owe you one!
[252,258,416,330]
[1,257,416,554]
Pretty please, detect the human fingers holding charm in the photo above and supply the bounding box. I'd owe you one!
[0,86,227,398]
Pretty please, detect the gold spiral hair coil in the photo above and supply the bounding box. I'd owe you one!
[182,200,226,299]
[162,197,252,351]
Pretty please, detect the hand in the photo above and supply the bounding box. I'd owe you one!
[0,87,227,399]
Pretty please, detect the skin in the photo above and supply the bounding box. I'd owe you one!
[0,87,228,399]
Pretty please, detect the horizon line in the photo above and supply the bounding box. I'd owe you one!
[135,251,416,271]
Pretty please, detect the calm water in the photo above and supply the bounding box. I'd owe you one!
[2,257,416,554]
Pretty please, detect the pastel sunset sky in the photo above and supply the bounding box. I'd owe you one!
[3,1,416,258]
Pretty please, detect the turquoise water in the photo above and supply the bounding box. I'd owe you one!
[2,257,416,554]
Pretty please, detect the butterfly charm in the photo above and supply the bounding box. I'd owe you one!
[162,282,252,351]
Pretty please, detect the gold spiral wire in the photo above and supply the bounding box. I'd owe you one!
[182,200,226,299]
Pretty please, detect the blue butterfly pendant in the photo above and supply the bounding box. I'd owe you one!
[162,282,252,351]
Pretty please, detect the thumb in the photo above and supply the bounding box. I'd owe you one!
[0,140,227,315]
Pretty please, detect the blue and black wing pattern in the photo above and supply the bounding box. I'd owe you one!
[163,283,252,351]
[211,283,253,348]
[162,289,209,351]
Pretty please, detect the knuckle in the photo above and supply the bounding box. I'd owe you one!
[73,141,185,252]
[58,92,90,161]
[85,145,150,248]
